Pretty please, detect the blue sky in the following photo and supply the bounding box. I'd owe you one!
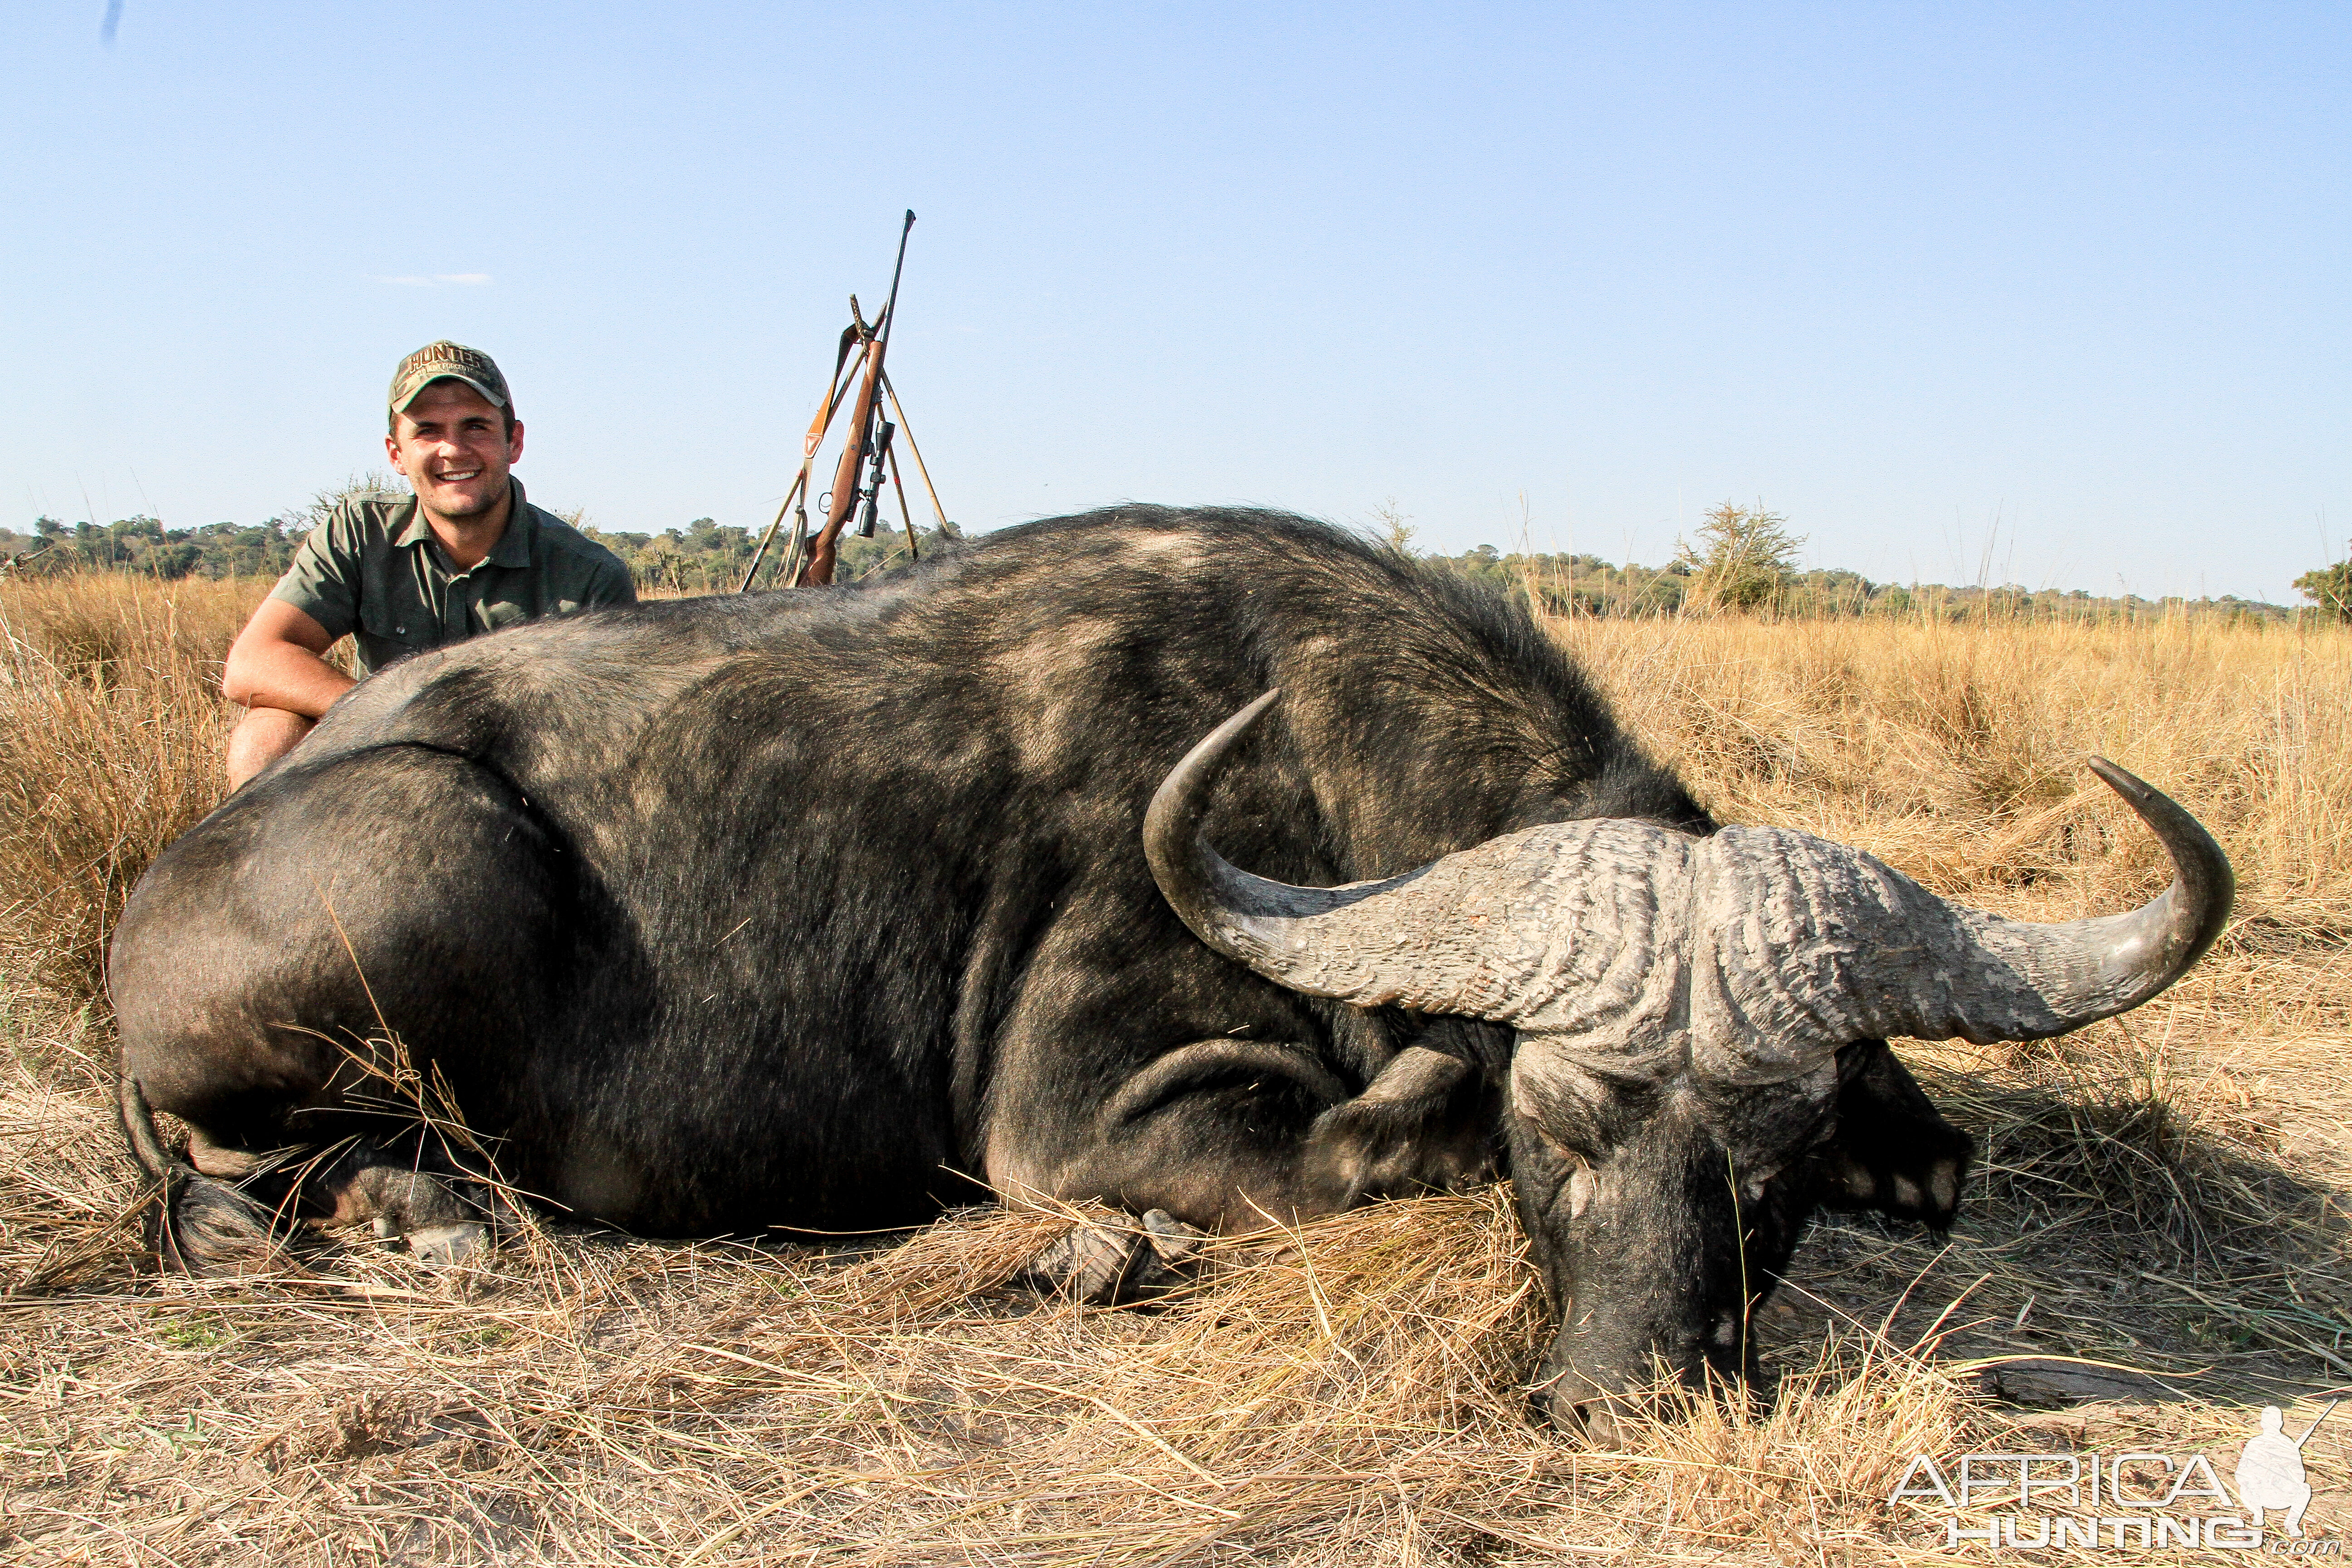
[3,3,2345,602]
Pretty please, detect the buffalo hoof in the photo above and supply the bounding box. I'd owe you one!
[1141,1207,1205,1266]
[405,1221,488,1267]
[1027,1209,1205,1305]
[157,1170,287,1274]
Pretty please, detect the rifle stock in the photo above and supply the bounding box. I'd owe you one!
[738,327,863,592]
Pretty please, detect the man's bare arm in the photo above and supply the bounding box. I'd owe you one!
[223,600,355,717]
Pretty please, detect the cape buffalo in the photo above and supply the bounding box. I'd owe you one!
[109,507,2230,1430]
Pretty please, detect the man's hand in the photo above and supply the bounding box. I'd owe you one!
[223,600,355,718]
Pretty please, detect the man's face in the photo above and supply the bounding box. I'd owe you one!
[386,380,524,524]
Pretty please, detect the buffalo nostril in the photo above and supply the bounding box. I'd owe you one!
[1570,1399,1628,1449]
[1531,1379,1635,1445]
[1529,1383,1610,1439]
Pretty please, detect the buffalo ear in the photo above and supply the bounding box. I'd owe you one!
[1807,1041,1972,1231]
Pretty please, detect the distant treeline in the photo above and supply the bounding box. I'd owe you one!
[1425,543,2301,625]
[3,516,304,583]
[581,516,952,593]
[0,503,2323,627]
[0,507,947,596]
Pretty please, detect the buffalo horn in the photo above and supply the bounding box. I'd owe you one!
[1145,691,1691,1025]
[1737,757,2236,1048]
[1151,696,2235,1056]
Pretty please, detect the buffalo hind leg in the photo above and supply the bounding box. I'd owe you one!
[120,1076,287,1273]
[121,1078,494,1269]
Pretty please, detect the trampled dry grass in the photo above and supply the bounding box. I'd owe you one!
[4,573,2351,1564]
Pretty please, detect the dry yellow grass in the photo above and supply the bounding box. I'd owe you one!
[2,573,2349,1564]
[1556,610,2352,936]
[0,574,255,996]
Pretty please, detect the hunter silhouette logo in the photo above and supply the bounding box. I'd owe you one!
[2237,1402,2335,1538]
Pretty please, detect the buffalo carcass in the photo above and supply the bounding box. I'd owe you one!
[109,507,2230,1428]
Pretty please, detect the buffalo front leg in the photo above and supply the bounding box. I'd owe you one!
[1085,1037,1495,1224]
[1806,1040,1973,1228]
[1025,1208,1206,1304]
[1012,1031,1498,1302]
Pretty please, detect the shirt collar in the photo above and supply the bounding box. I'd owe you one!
[391,492,432,549]
[488,478,537,568]
[391,477,536,568]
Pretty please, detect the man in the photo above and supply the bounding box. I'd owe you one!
[223,341,635,788]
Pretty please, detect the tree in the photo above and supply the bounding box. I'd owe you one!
[2296,561,2352,622]
[274,470,409,539]
[1675,501,1805,612]
[1367,498,1416,556]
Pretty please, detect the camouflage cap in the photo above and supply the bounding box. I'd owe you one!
[388,340,511,414]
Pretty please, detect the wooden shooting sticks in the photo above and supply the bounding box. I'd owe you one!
[738,211,954,591]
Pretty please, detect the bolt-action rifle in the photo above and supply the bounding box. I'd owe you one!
[738,211,947,591]
[795,210,914,587]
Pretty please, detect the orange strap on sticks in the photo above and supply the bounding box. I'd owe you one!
[739,332,865,592]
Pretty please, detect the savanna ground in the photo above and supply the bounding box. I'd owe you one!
[2,568,2348,1565]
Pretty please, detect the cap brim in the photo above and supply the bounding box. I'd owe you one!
[392,372,509,412]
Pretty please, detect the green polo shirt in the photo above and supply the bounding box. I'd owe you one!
[269,479,635,675]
